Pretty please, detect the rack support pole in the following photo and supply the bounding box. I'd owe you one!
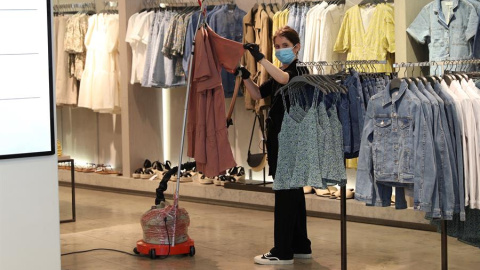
[341,186,347,270]
[441,220,448,270]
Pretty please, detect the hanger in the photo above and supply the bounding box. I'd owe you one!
[443,73,454,86]
[426,74,437,85]
[402,64,413,85]
[359,0,380,7]
[275,65,338,96]
[432,62,441,81]
[389,64,402,90]
[314,63,348,94]
[415,63,430,85]
[442,60,456,85]
[408,65,420,86]
[450,61,464,81]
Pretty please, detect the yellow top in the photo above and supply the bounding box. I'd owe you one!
[334,4,395,73]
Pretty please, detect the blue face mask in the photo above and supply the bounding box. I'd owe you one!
[275,44,297,65]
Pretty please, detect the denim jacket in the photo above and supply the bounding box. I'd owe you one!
[356,80,437,212]
[209,5,246,98]
[407,0,479,74]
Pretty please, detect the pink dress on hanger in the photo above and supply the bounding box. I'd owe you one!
[187,26,245,177]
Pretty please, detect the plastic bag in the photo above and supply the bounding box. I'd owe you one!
[140,203,190,245]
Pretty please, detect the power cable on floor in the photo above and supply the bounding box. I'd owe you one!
[61,248,138,257]
[62,218,172,259]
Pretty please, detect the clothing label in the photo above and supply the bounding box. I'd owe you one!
[0,0,55,159]
[442,1,454,25]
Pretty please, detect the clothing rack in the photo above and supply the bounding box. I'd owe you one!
[103,1,118,9]
[393,59,480,75]
[294,59,386,270]
[282,0,346,4]
[390,59,480,270]
[297,59,387,69]
[53,2,96,14]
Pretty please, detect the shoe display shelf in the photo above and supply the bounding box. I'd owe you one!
[58,170,434,231]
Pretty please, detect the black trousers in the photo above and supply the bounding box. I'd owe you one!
[271,188,311,259]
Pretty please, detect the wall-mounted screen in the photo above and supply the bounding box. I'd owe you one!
[0,0,55,159]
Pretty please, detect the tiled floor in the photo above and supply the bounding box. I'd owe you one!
[59,187,480,270]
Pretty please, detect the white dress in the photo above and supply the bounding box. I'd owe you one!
[56,15,78,106]
[78,14,120,114]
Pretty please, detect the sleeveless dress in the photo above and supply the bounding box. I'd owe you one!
[273,91,305,190]
[326,104,347,186]
[274,87,347,190]
[318,100,334,185]
[292,88,323,188]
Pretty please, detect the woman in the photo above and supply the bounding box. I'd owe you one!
[237,26,311,265]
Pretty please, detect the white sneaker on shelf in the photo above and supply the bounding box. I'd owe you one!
[198,174,213,184]
[213,176,222,186]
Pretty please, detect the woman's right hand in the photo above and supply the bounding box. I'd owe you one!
[235,66,251,80]
[244,43,265,62]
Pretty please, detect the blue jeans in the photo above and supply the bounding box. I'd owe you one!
[344,75,361,156]
[368,183,409,209]
[351,70,366,141]
[338,93,351,155]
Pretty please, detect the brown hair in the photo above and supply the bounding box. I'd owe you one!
[273,26,300,45]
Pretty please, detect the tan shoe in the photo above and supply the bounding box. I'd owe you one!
[303,186,313,194]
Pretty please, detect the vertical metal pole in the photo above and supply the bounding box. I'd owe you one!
[262,167,266,185]
[262,110,267,185]
[71,159,76,222]
[441,220,448,270]
[341,185,347,270]
[171,0,206,246]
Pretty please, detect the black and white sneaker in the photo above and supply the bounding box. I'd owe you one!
[254,252,293,265]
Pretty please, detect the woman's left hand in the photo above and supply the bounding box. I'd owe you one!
[244,43,264,62]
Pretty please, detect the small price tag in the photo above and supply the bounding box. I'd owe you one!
[149,174,158,181]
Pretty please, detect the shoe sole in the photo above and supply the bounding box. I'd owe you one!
[294,254,312,259]
[198,180,213,184]
[253,258,293,265]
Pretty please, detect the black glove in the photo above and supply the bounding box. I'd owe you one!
[235,66,251,80]
[244,43,264,62]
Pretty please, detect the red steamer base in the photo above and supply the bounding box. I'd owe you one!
[134,238,195,259]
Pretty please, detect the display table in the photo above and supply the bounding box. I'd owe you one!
[58,156,75,223]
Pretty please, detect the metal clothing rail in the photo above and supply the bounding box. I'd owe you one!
[393,59,480,76]
[393,59,480,68]
[143,0,207,8]
[297,59,387,67]
[103,1,118,9]
[53,2,96,13]
[298,60,388,75]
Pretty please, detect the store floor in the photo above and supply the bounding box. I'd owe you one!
[59,187,480,270]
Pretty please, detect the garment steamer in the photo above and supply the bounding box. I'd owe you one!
[133,0,207,259]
